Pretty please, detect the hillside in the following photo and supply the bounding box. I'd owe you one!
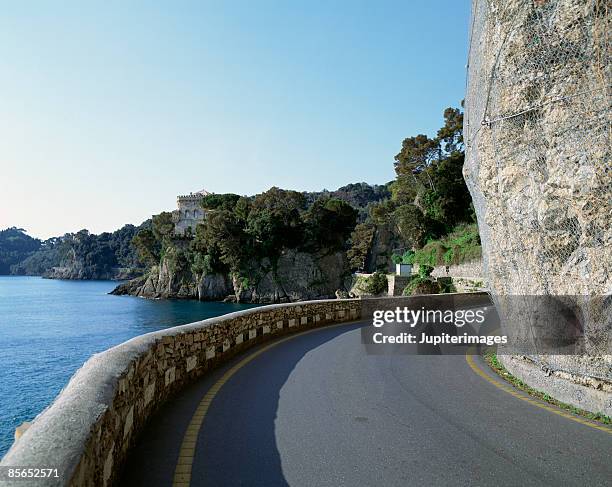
[0,228,41,274]
[1,182,388,283]
[114,188,362,302]
[9,224,147,280]
[303,183,391,222]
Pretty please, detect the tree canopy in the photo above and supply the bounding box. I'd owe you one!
[348,104,477,271]
[133,186,360,280]
[0,227,41,274]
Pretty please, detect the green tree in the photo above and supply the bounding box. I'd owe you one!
[437,106,464,154]
[392,204,433,249]
[200,193,241,211]
[246,187,306,256]
[369,199,397,225]
[233,196,252,222]
[132,229,159,266]
[197,210,247,272]
[390,105,471,234]
[394,134,440,191]
[0,227,41,274]
[152,212,175,241]
[304,198,358,251]
[347,223,376,271]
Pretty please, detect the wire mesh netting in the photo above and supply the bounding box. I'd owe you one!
[464,0,611,381]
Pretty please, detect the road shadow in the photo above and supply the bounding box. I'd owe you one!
[120,322,366,487]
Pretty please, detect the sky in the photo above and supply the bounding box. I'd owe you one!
[0,1,470,239]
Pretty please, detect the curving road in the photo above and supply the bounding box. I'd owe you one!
[121,321,611,487]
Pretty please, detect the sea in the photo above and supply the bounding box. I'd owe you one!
[0,276,259,458]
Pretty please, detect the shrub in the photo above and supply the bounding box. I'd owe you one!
[347,223,376,271]
[361,271,388,295]
[418,264,434,278]
[437,277,457,294]
[391,249,415,265]
[412,223,481,267]
[191,253,213,276]
[402,276,441,295]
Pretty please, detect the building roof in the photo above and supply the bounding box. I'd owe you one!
[177,189,212,199]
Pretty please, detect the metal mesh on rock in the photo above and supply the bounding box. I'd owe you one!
[464,0,611,380]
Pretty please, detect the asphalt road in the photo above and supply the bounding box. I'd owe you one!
[121,321,612,487]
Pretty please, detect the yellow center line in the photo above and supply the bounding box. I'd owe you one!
[172,320,361,487]
[174,322,610,487]
[465,351,612,435]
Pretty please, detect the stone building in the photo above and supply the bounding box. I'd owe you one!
[172,189,211,236]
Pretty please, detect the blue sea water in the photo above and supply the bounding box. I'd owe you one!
[0,276,259,458]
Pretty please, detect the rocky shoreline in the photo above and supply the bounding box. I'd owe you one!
[111,248,353,304]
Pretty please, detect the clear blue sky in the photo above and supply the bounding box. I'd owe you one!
[1,1,470,239]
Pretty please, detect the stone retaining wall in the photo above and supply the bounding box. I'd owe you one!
[430,260,483,279]
[0,299,357,487]
[499,355,612,417]
[0,294,494,487]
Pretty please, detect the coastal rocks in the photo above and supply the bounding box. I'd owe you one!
[233,249,351,303]
[40,246,143,281]
[112,249,352,303]
[41,248,102,280]
[111,265,231,301]
[197,273,233,301]
[110,276,147,296]
[44,266,141,281]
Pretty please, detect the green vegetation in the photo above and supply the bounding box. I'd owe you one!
[357,271,388,295]
[348,105,481,273]
[402,264,440,295]
[11,224,145,278]
[484,352,611,425]
[391,250,415,265]
[304,183,390,223]
[126,183,390,297]
[304,198,359,252]
[2,106,481,288]
[132,213,174,266]
[347,223,376,271]
[133,188,359,283]
[0,228,41,274]
[402,276,441,295]
[412,223,481,267]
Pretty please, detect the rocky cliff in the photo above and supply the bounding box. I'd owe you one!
[41,252,106,280]
[464,0,610,414]
[42,247,142,281]
[111,262,233,301]
[233,249,351,303]
[364,223,403,273]
[10,225,146,279]
[112,248,351,303]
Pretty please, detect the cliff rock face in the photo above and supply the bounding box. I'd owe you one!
[111,262,232,301]
[464,0,611,410]
[234,249,351,303]
[43,248,142,280]
[112,249,350,303]
[365,224,402,273]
